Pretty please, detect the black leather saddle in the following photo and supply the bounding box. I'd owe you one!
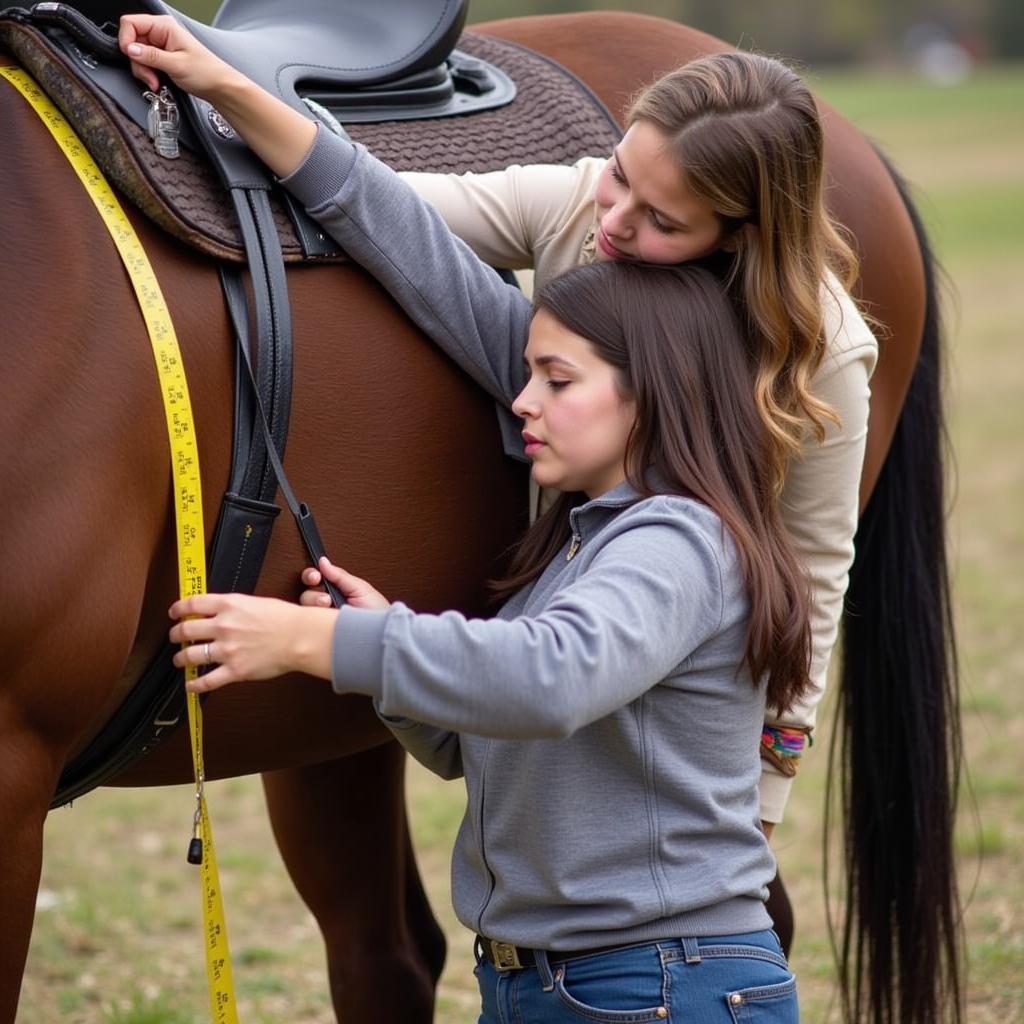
[203,0,468,88]
[30,0,514,121]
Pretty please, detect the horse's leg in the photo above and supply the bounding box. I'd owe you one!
[765,874,794,956]
[261,740,445,1022]
[0,554,160,1023]
[0,729,62,1024]
[0,549,171,1023]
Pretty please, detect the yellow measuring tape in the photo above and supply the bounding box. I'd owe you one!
[1,65,240,1024]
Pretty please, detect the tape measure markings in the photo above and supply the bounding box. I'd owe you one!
[2,65,239,1024]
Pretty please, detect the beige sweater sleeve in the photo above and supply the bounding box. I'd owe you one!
[403,161,878,822]
[399,158,603,286]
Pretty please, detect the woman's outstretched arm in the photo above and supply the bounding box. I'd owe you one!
[120,12,533,418]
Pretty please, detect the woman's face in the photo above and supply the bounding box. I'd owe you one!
[593,120,726,265]
[511,310,636,500]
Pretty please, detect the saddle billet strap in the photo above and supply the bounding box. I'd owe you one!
[230,185,293,502]
[218,264,344,609]
[50,84,309,811]
[170,85,296,501]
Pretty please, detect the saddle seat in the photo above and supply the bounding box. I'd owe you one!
[57,0,469,95]
[179,0,471,112]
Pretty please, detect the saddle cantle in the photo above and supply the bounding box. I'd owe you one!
[0,7,619,263]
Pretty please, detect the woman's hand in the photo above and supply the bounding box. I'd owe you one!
[300,556,391,610]
[119,12,317,177]
[169,593,337,693]
[119,14,236,99]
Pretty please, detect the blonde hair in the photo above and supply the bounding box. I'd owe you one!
[628,51,858,490]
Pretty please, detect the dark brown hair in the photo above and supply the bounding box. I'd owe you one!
[493,261,811,712]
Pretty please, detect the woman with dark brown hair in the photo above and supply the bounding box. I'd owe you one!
[125,15,813,1018]
[174,265,811,1024]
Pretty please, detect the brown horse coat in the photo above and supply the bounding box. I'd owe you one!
[1,11,955,1024]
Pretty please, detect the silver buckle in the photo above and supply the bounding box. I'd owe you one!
[490,940,522,971]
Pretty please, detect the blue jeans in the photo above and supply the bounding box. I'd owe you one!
[475,931,798,1023]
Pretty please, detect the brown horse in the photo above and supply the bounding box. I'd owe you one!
[0,9,960,1024]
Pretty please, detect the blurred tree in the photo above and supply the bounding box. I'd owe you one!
[991,0,1024,56]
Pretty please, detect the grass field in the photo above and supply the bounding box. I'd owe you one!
[16,64,1024,1023]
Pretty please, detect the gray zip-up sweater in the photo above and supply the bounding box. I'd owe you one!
[281,127,776,948]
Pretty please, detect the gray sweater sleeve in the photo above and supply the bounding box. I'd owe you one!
[280,126,533,412]
[376,708,465,781]
[331,501,729,740]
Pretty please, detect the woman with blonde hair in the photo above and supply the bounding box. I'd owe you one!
[402,50,877,946]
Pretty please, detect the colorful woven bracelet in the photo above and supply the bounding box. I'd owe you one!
[760,725,813,777]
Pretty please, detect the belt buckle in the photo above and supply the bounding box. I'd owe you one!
[490,940,523,971]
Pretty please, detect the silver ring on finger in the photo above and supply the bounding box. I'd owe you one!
[203,641,212,666]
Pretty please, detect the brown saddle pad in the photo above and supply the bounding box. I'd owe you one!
[0,20,620,262]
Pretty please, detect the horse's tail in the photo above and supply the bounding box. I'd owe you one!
[828,152,964,1024]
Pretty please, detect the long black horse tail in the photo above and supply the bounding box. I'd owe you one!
[827,151,964,1024]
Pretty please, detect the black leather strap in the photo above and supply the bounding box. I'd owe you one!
[230,187,292,502]
[50,98,322,809]
[218,265,344,608]
[172,80,295,502]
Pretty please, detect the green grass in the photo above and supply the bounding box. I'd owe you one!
[101,994,197,1024]
[811,64,1024,123]
[18,63,1024,1024]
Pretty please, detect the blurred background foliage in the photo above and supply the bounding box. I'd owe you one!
[180,0,1024,64]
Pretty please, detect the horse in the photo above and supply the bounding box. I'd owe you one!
[0,8,960,1024]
